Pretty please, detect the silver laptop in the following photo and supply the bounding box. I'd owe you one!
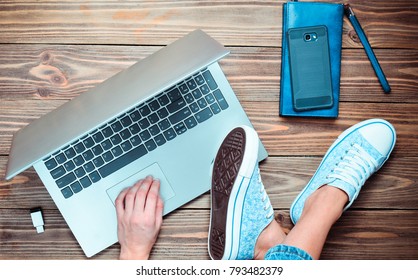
[5,29,268,257]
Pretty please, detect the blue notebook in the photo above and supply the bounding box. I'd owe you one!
[280,1,344,118]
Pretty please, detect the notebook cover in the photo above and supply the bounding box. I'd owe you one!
[280,1,344,118]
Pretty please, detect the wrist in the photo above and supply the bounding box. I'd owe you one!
[119,247,149,260]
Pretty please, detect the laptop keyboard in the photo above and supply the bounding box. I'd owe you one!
[43,68,229,199]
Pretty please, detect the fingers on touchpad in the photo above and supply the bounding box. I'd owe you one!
[106,163,175,205]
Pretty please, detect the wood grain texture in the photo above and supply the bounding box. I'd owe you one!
[2,101,418,157]
[0,45,416,103]
[0,0,417,49]
[2,155,418,211]
[1,209,417,260]
[1,0,418,260]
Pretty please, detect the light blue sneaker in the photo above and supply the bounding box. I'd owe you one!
[208,126,274,260]
[290,119,396,224]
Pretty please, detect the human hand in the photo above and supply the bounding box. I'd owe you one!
[115,176,164,260]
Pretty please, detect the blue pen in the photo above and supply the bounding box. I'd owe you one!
[344,4,391,93]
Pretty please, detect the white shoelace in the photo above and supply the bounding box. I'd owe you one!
[257,170,274,219]
[327,143,378,189]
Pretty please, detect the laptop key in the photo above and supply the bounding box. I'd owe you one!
[139,130,151,141]
[148,100,160,111]
[184,93,194,104]
[73,155,85,166]
[130,135,141,146]
[74,142,86,154]
[197,97,207,109]
[128,123,141,135]
[121,140,133,152]
[167,88,181,101]
[80,176,92,188]
[102,126,113,138]
[148,113,159,124]
[213,89,229,110]
[111,146,123,157]
[110,134,122,145]
[202,70,218,90]
[70,181,83,194]
[51,166,66,179]
[145,139,157,151]
[139,105,151,117]
[190,102,200,113]
[89,171,101,183]
[64,147,76,159]
[195,74,205,85]
[200,84,210,95]
[102,151,114,162]
[93,156,105,168]
[83,162,95,173]
[158,119,171,131]
[205,93,216,104]
[185,116,198,129]
[195,107,213,123]
[82,150,94,161]
[45,158,58,170]
[61,187,73,199]
[178,83,189,94]
[186,79,197,90]
[174,122,187,135]
[167,97,186,113]
[99,144,148,178]
[154,134,166,146]
[169,107,192,124]
[129,110,142,122]
[158,95,170,106]
[163,128,176,141]
[74,167,86,178]
[120,115,132,127]
[83,137,95,149]
[120,128,131,140]
[55,153,66,164]
[56,172,76,189]
[92,131,105,143]
[64,160,76,172]
[149,125,160,136]
[157,107,169,119]
[192,88,202,99]
[138,118,150,130]
[210,103,221,114]
[92,144,103,156]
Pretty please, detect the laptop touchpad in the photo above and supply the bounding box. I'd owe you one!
[106,162,175,205]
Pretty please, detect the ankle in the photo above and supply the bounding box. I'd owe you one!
[302,185,349,224]
[254,219,286,260]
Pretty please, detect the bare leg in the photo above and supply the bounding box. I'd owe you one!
[281,185,348,259]
[254,185,348,260]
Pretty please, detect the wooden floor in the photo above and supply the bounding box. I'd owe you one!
[1,0,418,260]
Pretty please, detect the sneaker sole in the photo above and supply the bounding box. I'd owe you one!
[289,119,396,224]
[208,126,259,260]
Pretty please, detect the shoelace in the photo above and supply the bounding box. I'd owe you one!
[328,143,378,190]
[257,169,274,219]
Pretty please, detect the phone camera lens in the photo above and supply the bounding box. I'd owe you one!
[305,34,311,41]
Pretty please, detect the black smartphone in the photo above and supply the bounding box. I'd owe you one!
[287,25,333,111]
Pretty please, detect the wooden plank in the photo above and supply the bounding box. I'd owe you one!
[0,45,417,103]
[0,1,417,49]
[0,208,417,259]
[2,156,418,211]
[3,101,416,156]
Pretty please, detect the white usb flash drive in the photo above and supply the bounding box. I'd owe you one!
[30,207,44,233]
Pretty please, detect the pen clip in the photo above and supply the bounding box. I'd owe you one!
[344,3,355,17]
